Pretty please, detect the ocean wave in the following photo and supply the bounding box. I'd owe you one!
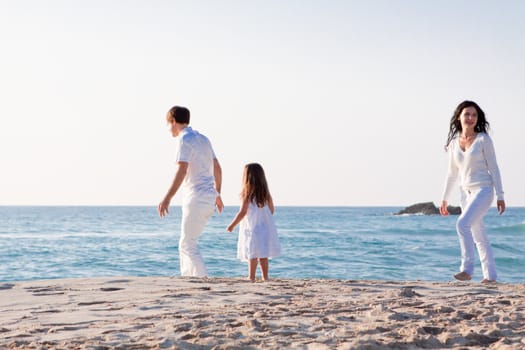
[493,222,525,234]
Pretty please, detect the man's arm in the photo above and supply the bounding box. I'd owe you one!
[213,158,222,194]
[214,158,224,213]
[158,162,189,217]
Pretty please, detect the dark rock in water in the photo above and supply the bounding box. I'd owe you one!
[395,202,461,215]
[396,202,439,215]
[446,205,462,215]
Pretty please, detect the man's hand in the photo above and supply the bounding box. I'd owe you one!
[158,162,187,218]
[215,195,224,213]
[158,198,170,217]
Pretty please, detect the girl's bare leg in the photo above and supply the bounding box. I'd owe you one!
[259,258,269,281]
[248,259,257,282]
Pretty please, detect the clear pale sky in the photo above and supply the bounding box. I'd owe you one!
[1,1,524,207]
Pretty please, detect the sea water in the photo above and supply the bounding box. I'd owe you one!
[0,206,523,283]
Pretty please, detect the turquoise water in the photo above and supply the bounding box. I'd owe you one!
[0,206,523,283]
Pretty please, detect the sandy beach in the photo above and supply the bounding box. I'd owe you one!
[0,277,524,349]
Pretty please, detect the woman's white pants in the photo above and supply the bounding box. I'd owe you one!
[179,198,215,277]
[457,186,497,280]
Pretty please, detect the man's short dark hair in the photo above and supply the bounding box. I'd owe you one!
[168,106,190,124]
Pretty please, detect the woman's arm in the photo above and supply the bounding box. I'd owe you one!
[441,143,459,204]
[482,134,504,201]
[482,135,505,214]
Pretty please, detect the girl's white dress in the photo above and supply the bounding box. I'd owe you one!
[237,201,281,261]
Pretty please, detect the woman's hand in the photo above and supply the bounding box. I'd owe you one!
[439,201,449,216]
[497,200,506,215]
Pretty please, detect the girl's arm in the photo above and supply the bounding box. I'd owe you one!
[227,198,250,232]
[268,195,275,214]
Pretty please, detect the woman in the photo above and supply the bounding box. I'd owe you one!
[440,100,505,283]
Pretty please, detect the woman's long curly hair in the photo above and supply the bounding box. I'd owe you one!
[241,163,271,208]
[445,100,490,150]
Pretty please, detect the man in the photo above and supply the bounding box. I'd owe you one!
[158,106,224,277]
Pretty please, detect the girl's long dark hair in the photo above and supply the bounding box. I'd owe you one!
[241,163,270,208]
[445,100,490,150]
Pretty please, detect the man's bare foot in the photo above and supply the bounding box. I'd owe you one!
[454,271,472,281]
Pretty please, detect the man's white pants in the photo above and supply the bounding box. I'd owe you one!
[457,186,497,280]
[179,198,215,277]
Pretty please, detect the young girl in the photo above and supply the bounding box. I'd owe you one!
[227,163,281,282]
[440,100,505,284]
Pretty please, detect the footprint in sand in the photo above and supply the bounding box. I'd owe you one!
[100,287,124,292]
[420,326,444,335]
[78,301,107,306]
[0,283,14,290]
[104,279,131,283]
[25,286,66,296]
[399,287,422,297]
[465,332,500,346]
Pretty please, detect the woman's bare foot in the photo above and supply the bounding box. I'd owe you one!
[454,271,472,281]
[481,279,496,284]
